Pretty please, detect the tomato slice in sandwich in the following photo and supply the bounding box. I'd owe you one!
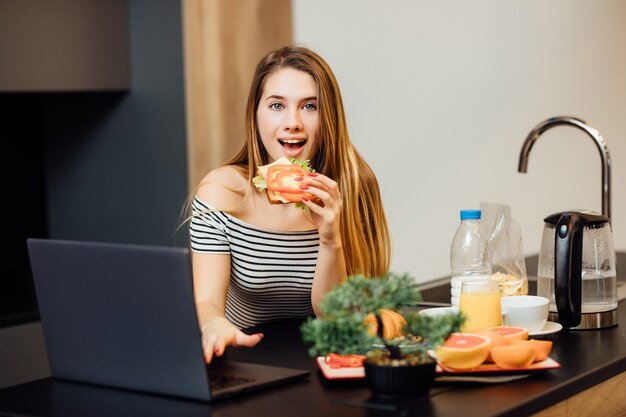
[267,165,307,201]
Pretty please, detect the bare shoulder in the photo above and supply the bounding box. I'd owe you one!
[195,165,249,211]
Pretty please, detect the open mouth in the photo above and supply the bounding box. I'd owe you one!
[278,138,307,151]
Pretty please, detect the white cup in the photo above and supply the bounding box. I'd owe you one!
[500,295,549,332]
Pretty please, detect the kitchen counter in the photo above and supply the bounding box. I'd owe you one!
[0,275,625,417]
[419,278,626,416]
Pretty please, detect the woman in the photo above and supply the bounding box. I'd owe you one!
[190,46,391,363]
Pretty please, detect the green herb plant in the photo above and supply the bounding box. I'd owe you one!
[301,273,465,365]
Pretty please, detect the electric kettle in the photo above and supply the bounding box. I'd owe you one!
[537,211,618,329]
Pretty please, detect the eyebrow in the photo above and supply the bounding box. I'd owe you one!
[264,95,318,102]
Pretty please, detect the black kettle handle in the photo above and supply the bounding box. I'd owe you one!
[554,213,583,327]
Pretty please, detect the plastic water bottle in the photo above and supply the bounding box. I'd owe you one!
[450,209,492,307]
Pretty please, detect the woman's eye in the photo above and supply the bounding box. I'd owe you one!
[269,103,284,111]
[302,103,317,111]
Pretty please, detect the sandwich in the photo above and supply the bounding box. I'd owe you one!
[253,157,317,208]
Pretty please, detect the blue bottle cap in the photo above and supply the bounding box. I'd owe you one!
[460,210,481,220]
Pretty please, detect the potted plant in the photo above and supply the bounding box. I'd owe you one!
[301,273,464,399]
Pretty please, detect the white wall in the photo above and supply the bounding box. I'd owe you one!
[293,0,626,283]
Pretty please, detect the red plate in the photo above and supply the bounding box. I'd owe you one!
[316,357,365,380]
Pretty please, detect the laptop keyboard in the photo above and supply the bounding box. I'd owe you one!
[208,373,256,391]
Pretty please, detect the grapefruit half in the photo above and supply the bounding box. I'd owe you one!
[488,326,529,341]
[475,329,510,363]
[435,333,491,370]
[490,344,536,369]
[511,339,553,362]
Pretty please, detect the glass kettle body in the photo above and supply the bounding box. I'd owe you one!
[537,211,618,329]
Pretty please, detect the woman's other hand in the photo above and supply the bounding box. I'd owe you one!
[191,219,264,364]
[201,317,264,363]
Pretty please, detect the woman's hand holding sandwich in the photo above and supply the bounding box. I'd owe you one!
[296,172,347,316]
[296,173,342,247]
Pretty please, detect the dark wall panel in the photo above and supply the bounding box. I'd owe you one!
[45,0,188,247]
[0,0,188,327]
[0,94,47,324]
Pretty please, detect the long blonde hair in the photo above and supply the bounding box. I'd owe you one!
[227,46,391,277]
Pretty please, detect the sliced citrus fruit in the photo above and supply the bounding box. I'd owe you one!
[488,326,529,341]
[490,344,536,369]
[511,339,553,362]
[435,333,491,370]
[363,309,406,339]
[475,329,510,363]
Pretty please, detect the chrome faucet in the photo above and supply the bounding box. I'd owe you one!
[518,116,612,221]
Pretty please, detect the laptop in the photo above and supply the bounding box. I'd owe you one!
[26,238,309,401]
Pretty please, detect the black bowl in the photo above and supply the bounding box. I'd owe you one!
[363,360,437,399]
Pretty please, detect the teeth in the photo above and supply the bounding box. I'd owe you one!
[280,139,305,144]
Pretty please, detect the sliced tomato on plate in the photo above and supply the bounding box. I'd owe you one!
[324,353,367,369]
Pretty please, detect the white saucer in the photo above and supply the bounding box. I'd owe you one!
[419,306,459,317]
[528,321,563,337]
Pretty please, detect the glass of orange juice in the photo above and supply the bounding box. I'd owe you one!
[459,279,502,332]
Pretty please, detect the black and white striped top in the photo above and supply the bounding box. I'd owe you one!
[190,197,319,328]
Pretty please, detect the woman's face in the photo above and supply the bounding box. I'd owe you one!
[257,68,319,162]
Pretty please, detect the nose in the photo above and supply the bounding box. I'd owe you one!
[284,108,302,131]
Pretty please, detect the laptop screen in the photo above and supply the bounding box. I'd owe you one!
[27,239,309,402]
[27,239,212,400]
